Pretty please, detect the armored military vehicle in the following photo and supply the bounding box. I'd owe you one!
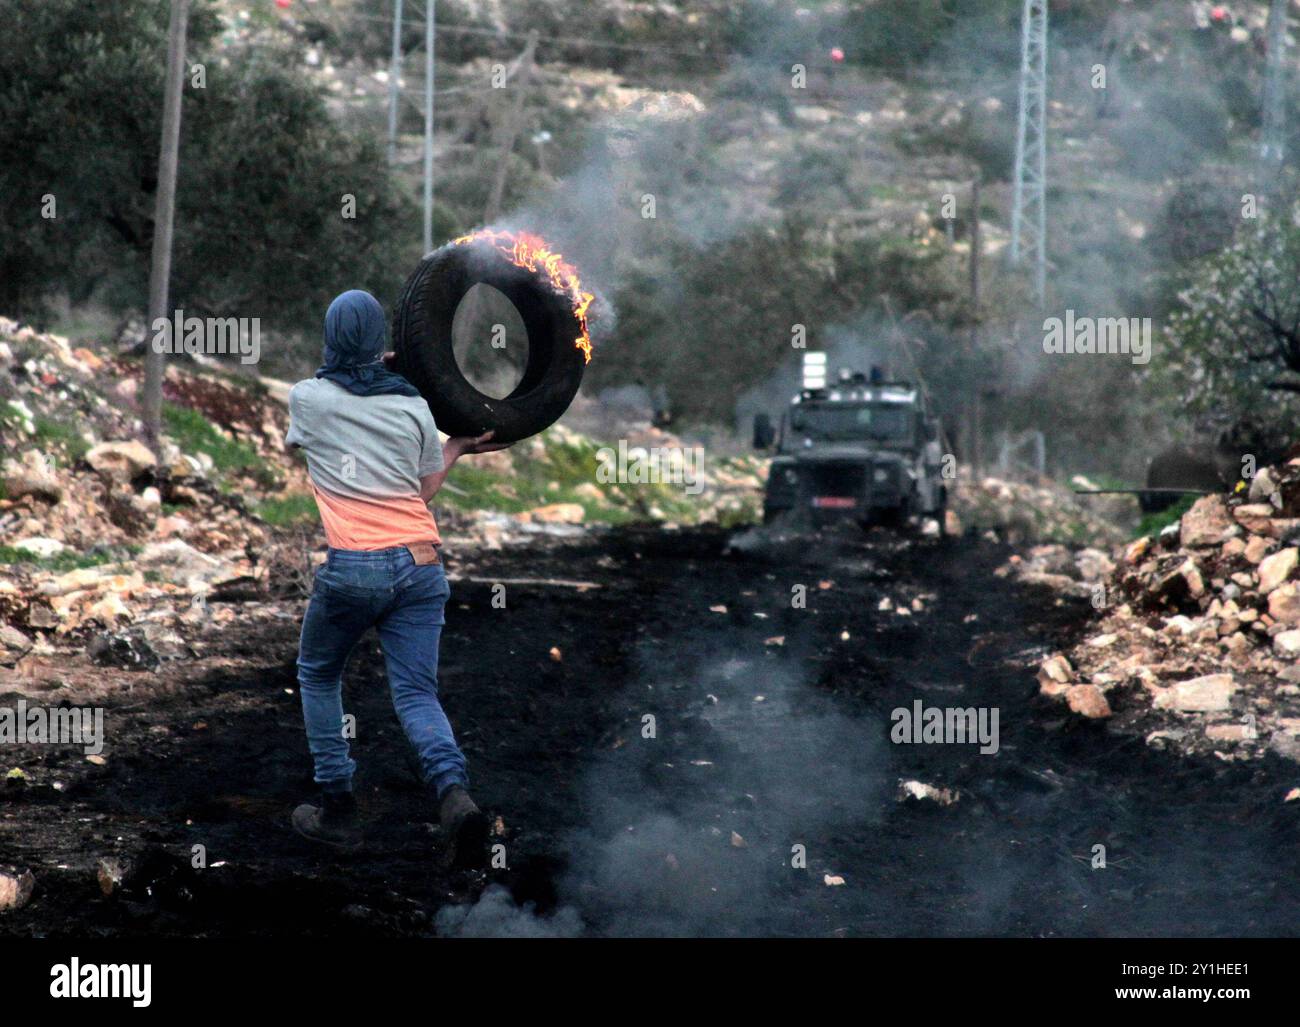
[753,354,947,528]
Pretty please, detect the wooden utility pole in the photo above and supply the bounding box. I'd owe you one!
[483,31,539,224]
[968,178,983,475]
[969,179,981,308]
[143,0,190,454]
[387,0,404,164]
[422,0,435,252]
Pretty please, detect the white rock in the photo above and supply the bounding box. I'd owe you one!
[897,780,959,805]
[1152,673,1238,713]
[0,869,35,911]
[12,537,65,558]
[1269,583,1300,625]
[1258,547,1298,593]
[85,440,156,483]
[1273,630,1300,657]
[2,450,62,502]
[137,539,231,586]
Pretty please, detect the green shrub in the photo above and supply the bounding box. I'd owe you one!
[1135,494,1196,541]
[33,416,90,462]
[0,544,137,572]
[161,403,263,475]
[253,492,320,527]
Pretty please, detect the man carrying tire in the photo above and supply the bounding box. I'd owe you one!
[285,289,509,868]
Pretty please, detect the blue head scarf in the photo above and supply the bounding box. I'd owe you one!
[315,290,420,397]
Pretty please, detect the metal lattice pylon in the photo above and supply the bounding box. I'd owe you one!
[1260,0,1288,192]
[1010,0,1047,302]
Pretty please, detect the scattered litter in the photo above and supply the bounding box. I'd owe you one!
[97,858,124,897]
[0,868,36,911]
[897,779,960,806]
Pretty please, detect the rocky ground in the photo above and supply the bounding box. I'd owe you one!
[5,522,1300,938]
[9,318,1296,935]
[1032,461,1300,774]
[953,472,1135,549]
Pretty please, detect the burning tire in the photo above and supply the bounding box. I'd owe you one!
[392,234,592,443]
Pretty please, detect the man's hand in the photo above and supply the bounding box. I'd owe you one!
[452,430,513,455]
[421,432,515,503]
[382,351,399,369]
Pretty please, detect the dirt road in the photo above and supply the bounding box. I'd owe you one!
[3,526,1299,937]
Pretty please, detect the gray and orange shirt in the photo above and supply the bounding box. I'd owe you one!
[285,377,444,550]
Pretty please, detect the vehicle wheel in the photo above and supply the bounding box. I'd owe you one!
[877,506,905,529]
[392,242,588,443]
[879,494,913,530]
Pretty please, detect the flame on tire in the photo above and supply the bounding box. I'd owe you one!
[452,229,594,363]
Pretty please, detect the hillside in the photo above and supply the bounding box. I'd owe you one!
[12,1,1297,483]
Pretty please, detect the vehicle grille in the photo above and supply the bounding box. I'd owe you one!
[808,463,867,497]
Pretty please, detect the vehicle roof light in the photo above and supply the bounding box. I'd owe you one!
[803,351,827,390]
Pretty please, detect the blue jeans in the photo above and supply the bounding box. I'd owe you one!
[296,546,469,800]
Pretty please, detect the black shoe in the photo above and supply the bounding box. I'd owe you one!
[292,791,363,851]
[438,785,488,870]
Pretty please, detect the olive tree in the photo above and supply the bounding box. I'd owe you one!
[1164,214,1300,450]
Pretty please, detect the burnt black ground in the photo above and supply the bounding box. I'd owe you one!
[3,525,1300,937]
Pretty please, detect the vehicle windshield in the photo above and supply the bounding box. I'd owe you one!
[789,403,913,443]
